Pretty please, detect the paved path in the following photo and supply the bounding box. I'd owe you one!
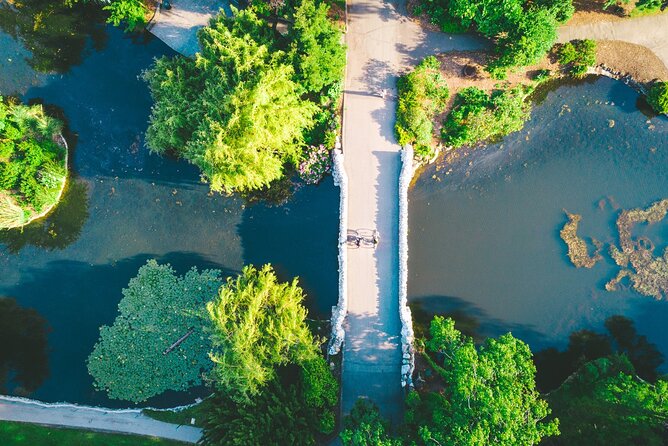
[341,0,484,423]
[0,397,201,443]
[559,13,668,67]
[149,0,230,56]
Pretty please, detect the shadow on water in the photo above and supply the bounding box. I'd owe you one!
[238,177,339,319]
[0,178,90,254]
[0,0,107,74]
[1,251,236,407]
[409,295,547,346]
[0,297,49,397]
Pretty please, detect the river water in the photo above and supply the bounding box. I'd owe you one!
[409,76,668,367]
[0,4,337,407]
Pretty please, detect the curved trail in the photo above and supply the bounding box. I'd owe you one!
[340,0,483,422]
[559,13,668,67]
[0,397,201,444]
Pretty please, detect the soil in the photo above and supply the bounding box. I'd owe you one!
[595,40,668,82]
[567,0,630,25]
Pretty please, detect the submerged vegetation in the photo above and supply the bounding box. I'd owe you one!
[144,3,345,194]
[559,212,602,268]
[0,99,67,229]
[607,199,668,299]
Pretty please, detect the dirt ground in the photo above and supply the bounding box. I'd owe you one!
[595,40,668,81]
[567,0,630,25]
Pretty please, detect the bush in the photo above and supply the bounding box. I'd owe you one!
[647,81,668,114]
[441,85,531,148]
[340,399,401,446]
[395,56,449,158]
[87,260,222,402]
[558,39,597,77]
[416,0,571,77]
[0,98,66,229]
[298,145,332,184]
[103,0,147,32]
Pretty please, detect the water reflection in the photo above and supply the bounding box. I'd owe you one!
[0,0,106,73]
[534,315,663,392]
[0,297,49,396]
[0,178,90,253]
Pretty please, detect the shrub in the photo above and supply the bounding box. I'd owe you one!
[647,81,668,114]
[416,0,571,77]
[298,145,332,184]
[441,85,531,148]
[0,99,66,229]
[87,260,222,402]
[558,39,597,77]
[103,0,147,32]
[395,56,449,158]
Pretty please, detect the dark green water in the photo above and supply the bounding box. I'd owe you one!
[409,77,668,366]
[0,8,337,407]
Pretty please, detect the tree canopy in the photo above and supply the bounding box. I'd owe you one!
[87,260,222,402]
[207,264,320,402]
[544,355,668,446]
[145,3,345,193]
[404,317,559,445]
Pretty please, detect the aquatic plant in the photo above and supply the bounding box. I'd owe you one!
[559,212,602,268]
[298,145,332,184]
[87,260,222,402]
[0,99,67,229]
[606,199,668,299]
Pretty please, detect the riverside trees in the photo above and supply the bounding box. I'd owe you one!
[144,3,345,194]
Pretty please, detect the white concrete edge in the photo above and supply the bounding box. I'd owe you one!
[328,145,348,356]
[398,145,415,388]
[0,394,201,415]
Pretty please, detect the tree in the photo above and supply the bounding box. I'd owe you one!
[201,370,328,446]
[144,10,317,194]
[207,264,319,402]
[395,56,449,158]
[558,39,597,77]
[87,260,221,402]
[404,317,559,445]
[544,355,668,446]
[340,399,402,446]
[647,81,668,114]
[289,0,346,93]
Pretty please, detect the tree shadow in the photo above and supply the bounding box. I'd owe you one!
[0,0,108,74]
[0,297,50,397]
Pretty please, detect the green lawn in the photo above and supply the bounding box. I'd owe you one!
[0,421,188,446]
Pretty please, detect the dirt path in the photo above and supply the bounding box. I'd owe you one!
[559,13,668,69]
[149,0,230,56]
[0,397,201,444]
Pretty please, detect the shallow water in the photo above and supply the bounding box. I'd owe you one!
[409,77,668,366]
[0,13,337,406]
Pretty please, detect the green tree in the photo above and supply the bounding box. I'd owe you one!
[544,355,668,446]
[395,56,449,159]
[404,317,559,445]
[289,0,346,94]
[145,10,317,193]
[340,399,402,446]
[87,260,221,402]
[558,39,596,76]
[647,81,668,114]
[207,264,319,402]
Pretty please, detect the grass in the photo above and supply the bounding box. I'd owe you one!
[142,398,213,428]
[0,421,188,446]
